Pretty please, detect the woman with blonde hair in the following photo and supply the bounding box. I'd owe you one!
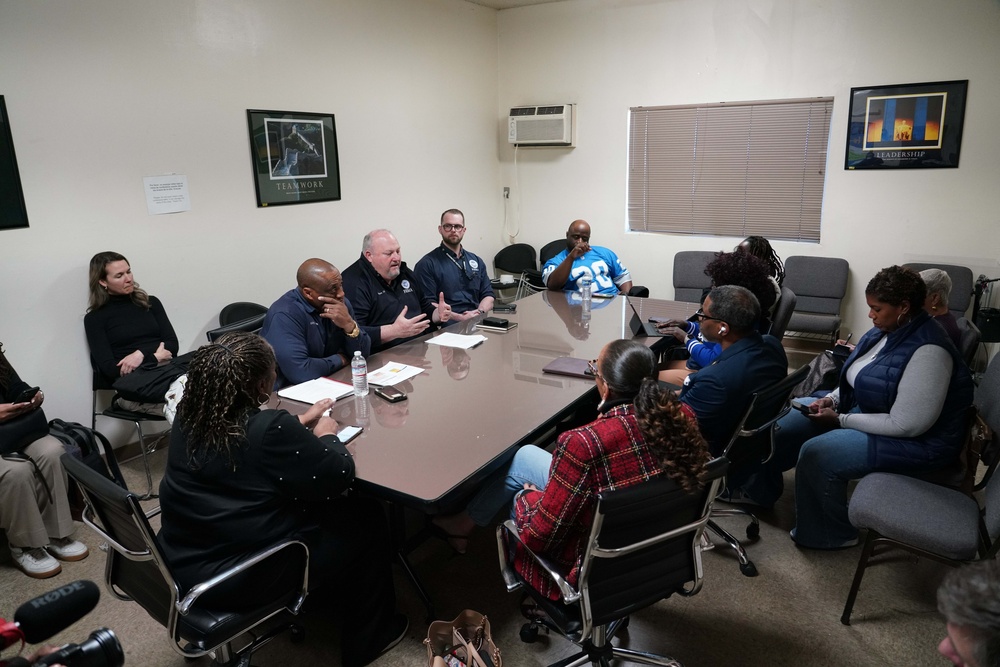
[84,251,178,410]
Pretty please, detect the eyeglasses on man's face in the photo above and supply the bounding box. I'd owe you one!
[694,309,725,323]
[441,224,465,232]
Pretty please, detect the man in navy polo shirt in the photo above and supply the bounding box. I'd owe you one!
[342,229,453,352]
[260,258,371,389]
[414,209,495,323]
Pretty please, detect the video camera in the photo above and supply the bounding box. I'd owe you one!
[0,580,123,667]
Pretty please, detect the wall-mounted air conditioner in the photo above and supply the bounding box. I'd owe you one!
[508,104,575,147]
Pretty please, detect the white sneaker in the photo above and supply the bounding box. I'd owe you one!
[46,537,90,562]
[10,545,62,579]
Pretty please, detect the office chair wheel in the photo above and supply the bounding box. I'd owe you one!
[520,622,539,643]
[746,522,760,539]
[739,561,759,577]
[290,625,306,644]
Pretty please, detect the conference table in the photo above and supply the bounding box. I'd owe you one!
[274,290,698,615]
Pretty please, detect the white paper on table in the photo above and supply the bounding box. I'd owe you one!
[425,332,488,349]
[277,377,354,404]
[367,361,425,386]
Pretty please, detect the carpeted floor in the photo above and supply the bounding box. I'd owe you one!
[0,442,951,667]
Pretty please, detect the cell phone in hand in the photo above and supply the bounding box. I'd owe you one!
[790,400,811,415]
[373,386,407,403]
[14,386,39,403]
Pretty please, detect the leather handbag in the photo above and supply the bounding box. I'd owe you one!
[0,407,49,456]
[425,610,501,667]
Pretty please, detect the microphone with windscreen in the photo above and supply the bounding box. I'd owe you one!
[3,580,100,646]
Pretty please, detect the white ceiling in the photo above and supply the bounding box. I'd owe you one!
[462,0,567,9]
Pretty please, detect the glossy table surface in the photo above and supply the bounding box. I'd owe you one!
[274,291,698,511]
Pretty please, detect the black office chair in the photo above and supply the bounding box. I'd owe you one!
[768,285,797,341]
[207,313,267,342]
[708,365,809,577]
[91,366,165,500]
[493,243,541,301]
[497,458,727,667]
[62,453,310,666]
[539,239,566,266]
[219,302,268,326]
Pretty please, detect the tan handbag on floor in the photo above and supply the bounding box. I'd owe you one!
[425,609,502,667]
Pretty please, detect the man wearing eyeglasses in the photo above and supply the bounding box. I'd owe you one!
[677,285,787,460]
[414,209,495,323]
[542,219,633,296]
[261,258,371,389]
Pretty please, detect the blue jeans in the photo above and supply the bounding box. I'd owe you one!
[772,403,872,548]
[467,445,552,526]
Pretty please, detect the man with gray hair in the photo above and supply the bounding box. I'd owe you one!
[937,559,1000,666]
[678,285,788,456]
[342,229,452,352]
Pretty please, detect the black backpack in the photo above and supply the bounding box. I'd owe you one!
[48,419,126,488]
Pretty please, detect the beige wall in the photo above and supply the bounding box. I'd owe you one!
[497,0,1000,340]
[0,0,501,430]
[3,0,999,432]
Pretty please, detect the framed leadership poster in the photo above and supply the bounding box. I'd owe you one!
[845,80,968,170]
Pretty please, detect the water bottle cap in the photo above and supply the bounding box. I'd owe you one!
[354,351,362,357]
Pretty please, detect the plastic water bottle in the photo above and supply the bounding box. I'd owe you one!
[580,275,593,322]
[355,395,370,428]
[580,275,593,304]
[351,351,369,397]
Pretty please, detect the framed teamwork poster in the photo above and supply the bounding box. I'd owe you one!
[845,80,968,170]
[246,109,341,207]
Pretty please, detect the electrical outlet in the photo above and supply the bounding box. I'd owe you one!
[503,187,510,198]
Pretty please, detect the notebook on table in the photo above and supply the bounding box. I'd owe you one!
[541,356,595,379]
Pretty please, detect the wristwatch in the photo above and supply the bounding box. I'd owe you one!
[346,322,361,338]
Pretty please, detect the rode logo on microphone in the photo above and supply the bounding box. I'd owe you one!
[26,581,88,610]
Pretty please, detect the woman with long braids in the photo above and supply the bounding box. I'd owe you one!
[0,343,88,579]
[431,339,709,600]
[157,332,407,667]
[737,235,784,287]
[84,251,178,411]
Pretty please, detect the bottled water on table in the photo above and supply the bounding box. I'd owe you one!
[580,275,593,303]
[351,351,369,397]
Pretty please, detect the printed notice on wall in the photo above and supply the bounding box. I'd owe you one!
[143,174,191,215]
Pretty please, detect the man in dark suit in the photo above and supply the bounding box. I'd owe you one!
[678,285,788,461]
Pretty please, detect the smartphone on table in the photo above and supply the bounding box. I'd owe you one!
[373,386,407,403]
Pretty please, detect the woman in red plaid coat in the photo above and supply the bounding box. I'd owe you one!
[511,338,709,601]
